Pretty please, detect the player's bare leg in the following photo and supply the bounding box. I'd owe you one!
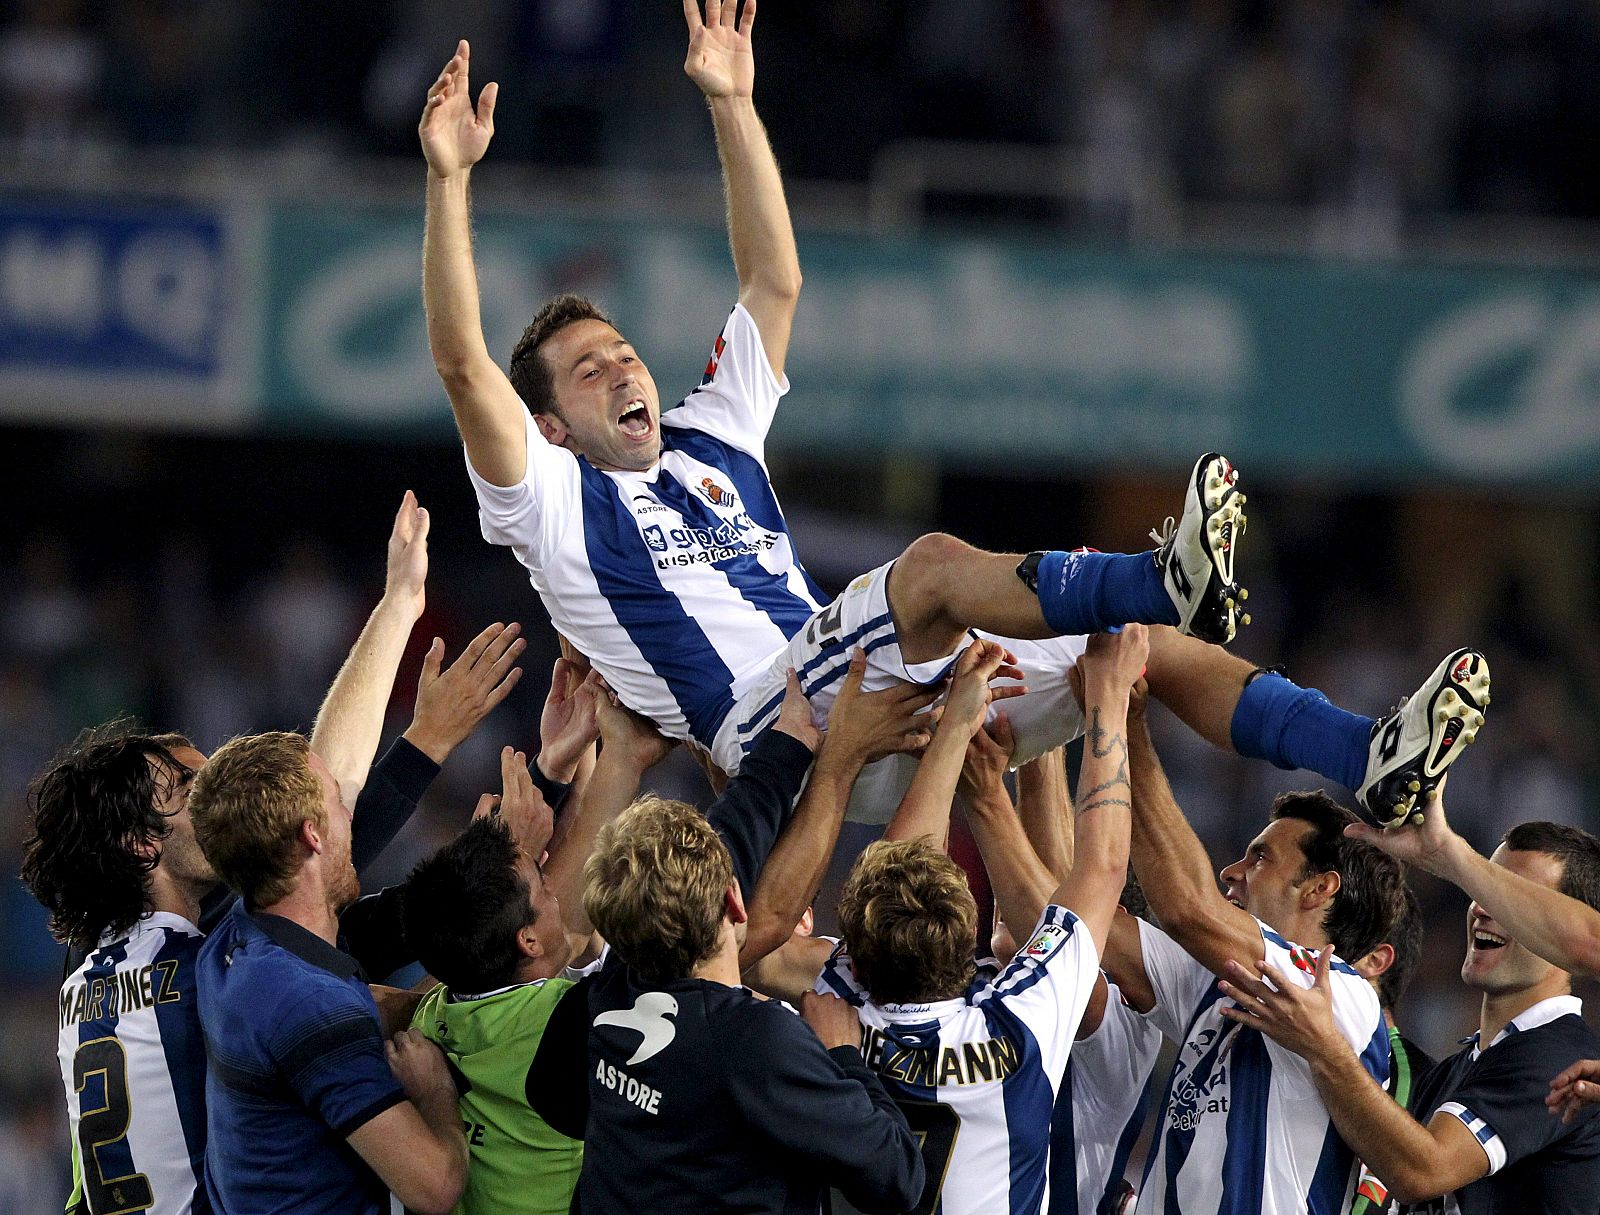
[888,452,1248,666]
[1144,623,1489,828]
[1143,625,1252,749]
[881,453,1490,827]
[886,533,1056,665]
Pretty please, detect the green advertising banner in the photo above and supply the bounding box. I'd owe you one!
[259,202,1600,482]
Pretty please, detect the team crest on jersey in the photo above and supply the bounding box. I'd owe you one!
[1023,924,1067,960]
[700,333,727,384]
[697,476,737,509]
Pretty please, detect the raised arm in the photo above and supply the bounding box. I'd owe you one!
[1055,627,1145,955]
[543,680,672,944]
[532,657,600,789]
[740,652,939,968]
[1349,784,1600,979]
[310,492,430,806]
[683,0,802,377]
[419,41,527,487]
[1123,691,1266,975]
[958,716,1057,946]
[1015,745,1072,880]
[882,640,1025,846]
[401,620,527,765]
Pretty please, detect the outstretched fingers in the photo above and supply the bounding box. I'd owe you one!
[460,621,510,668]
[391,489,419,543]
[1216,958,1275,1015]
[739,0,756,35]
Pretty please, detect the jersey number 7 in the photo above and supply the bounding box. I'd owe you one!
[895,1098,962,1215]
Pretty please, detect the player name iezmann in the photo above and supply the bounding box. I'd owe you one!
[859,1026,1023,1088]
[60,960,183,1027]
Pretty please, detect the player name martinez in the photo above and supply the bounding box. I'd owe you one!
[60,960,183,1027]
[860,1026,1022,1088]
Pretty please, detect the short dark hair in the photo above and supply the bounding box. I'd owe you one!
[507,294,614,418]
[1502,822,1600,915]
[1375,884,1424,1011]
[1270,790,1406,963]
[20,722,195,949]
[401,818,538,993]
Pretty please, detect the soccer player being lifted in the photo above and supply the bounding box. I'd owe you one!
[419,0,1489,828]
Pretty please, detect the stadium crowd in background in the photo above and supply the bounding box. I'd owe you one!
[7,0,1600,233]
[7,1,1600,1214]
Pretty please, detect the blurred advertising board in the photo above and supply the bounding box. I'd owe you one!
[263,202,1600,483]
[8,189,1600,484]
[0,197,256,428]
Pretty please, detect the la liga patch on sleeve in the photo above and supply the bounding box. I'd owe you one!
[1023,923,1070,961]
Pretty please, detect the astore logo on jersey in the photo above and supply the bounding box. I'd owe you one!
[594,991,679,1065]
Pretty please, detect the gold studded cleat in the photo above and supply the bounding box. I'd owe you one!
[1358,649,1491,828]
[1152,453,1250,646]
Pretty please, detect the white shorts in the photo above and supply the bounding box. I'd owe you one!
[709,561,1088,823]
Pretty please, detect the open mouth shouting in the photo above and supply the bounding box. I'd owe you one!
[617,399,654,441]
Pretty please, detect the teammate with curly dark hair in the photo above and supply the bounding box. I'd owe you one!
[20,720,212,950]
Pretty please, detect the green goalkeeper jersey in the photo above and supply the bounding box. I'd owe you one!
[413,977,584,1215]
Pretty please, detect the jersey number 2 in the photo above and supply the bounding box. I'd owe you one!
[805,600,845,648]
[73,1038,154,1215]
[896,1098,961,1215]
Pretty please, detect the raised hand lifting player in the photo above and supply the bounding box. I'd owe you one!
[418,1,1488,828]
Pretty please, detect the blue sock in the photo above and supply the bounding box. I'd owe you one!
[1033,550,1179,635]
[1229,673,1372,790]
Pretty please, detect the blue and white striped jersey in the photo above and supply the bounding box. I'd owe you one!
[1134,917,1389,1215]
[817,905,1101,1215]
[57,912,208,1215]
[1052,978,1163,1215]
[468,304,827,751]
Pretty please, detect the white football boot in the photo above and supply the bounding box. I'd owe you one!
[1152,452,1249,645]
[1358,648,1491,828]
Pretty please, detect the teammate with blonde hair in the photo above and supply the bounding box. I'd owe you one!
[569,692,925,1214]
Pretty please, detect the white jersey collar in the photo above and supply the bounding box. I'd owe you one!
[1472,993,1583,1057]
[98,910,202,947]
[873,996,967,1021]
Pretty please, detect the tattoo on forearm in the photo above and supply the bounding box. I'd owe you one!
[1087,707,1107,757]
[1079,797,1132,815]
[1080,710,1130,817]
[1088,707,1125,760]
